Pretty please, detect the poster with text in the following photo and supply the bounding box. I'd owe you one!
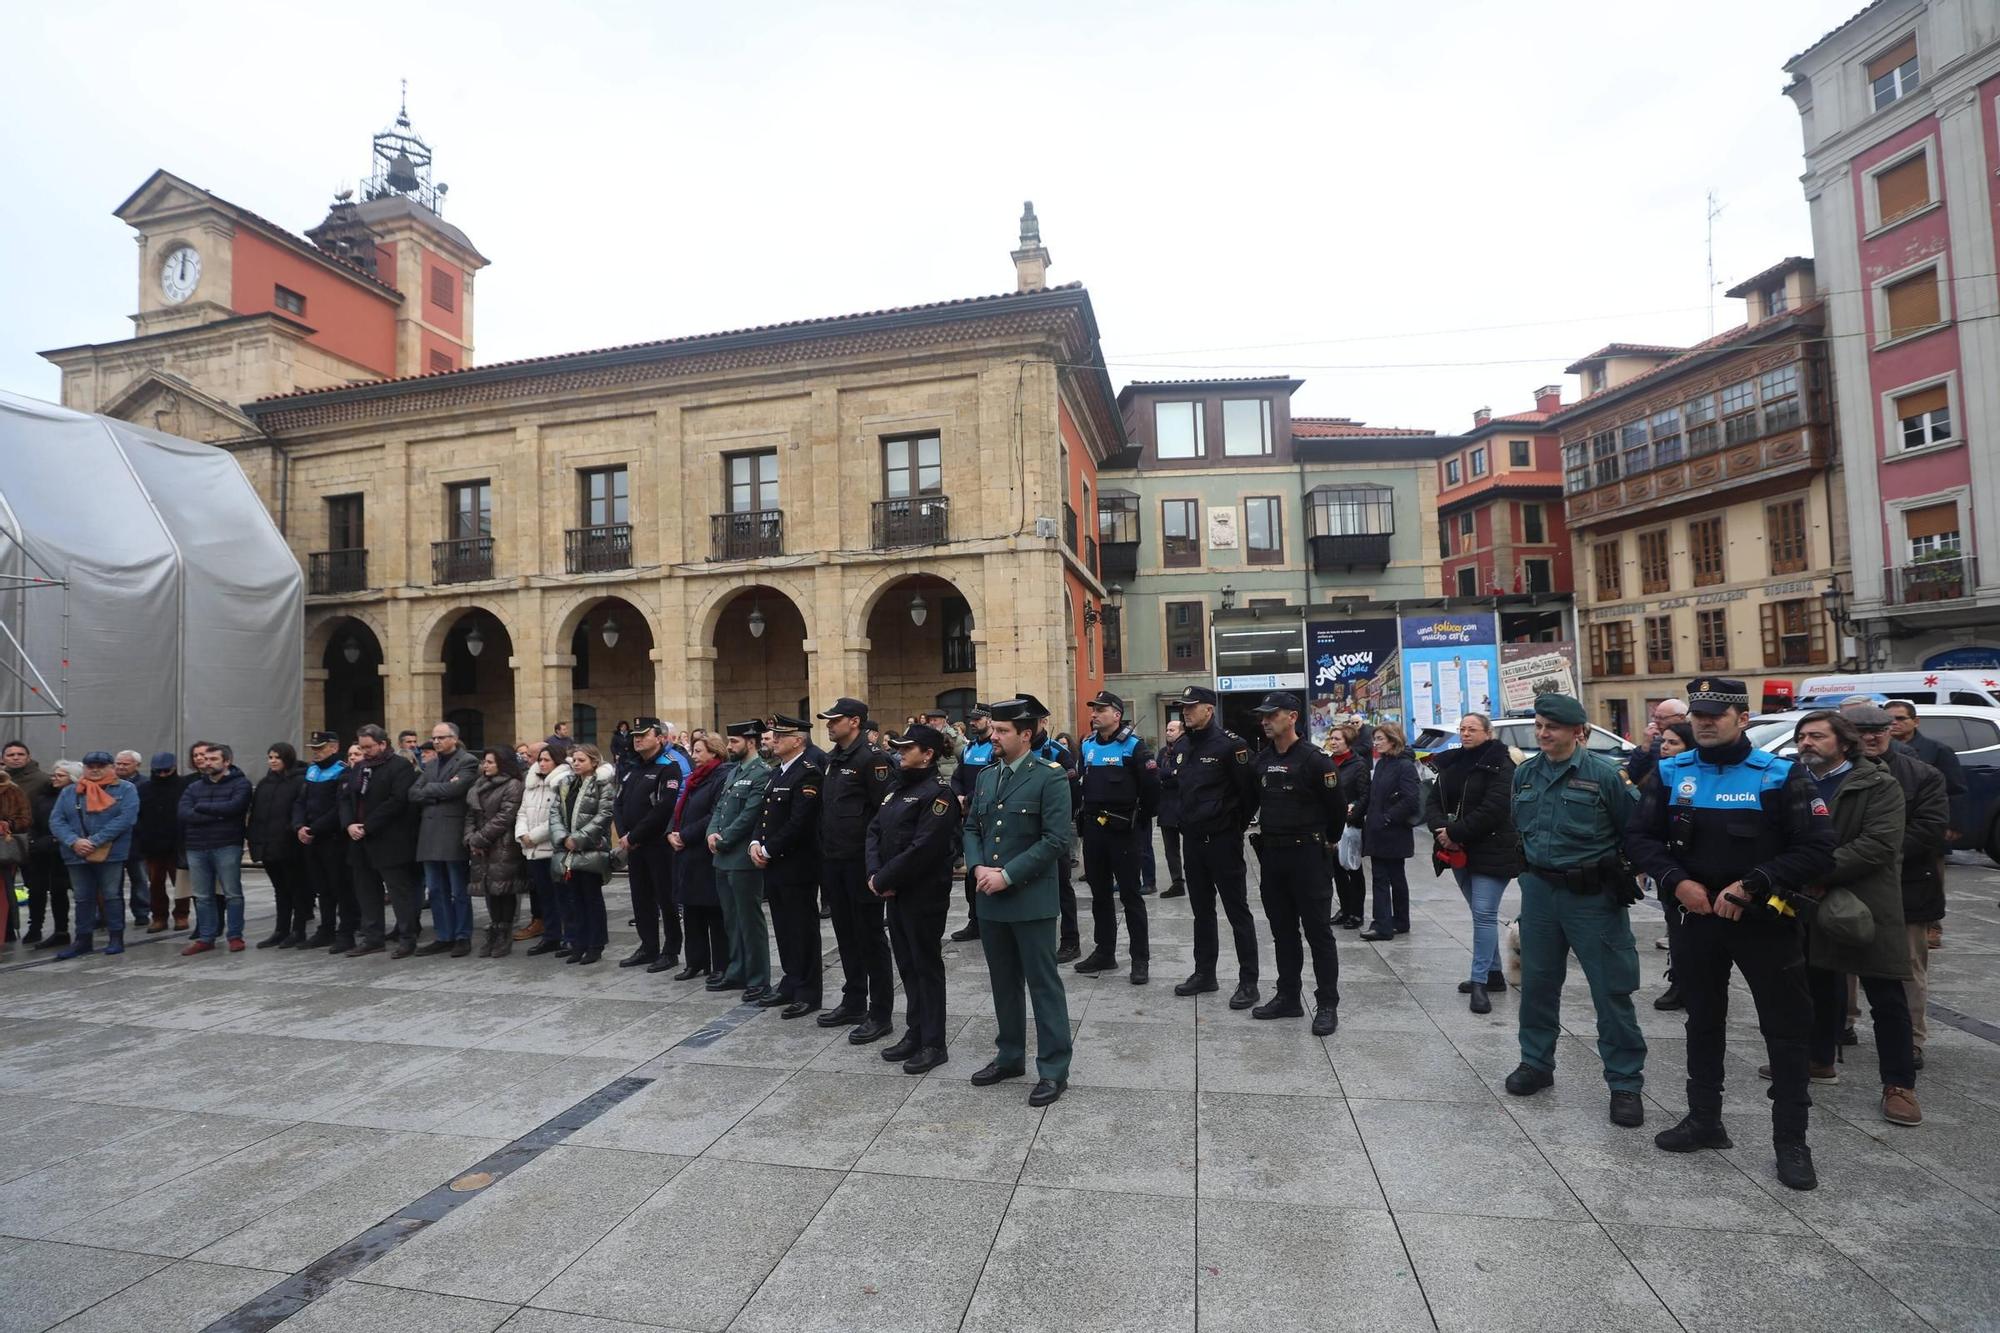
[1499,642,1582,713]
[1305,620,1403,738]
[1399,612,1501,733]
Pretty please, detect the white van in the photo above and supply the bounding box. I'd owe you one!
[1795,671,2000,710]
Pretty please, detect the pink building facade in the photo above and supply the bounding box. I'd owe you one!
[1788,1,2000,668]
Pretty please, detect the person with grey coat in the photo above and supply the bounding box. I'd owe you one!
[548,747,618,965]
[411,723,480,956]
[464,749,528,957]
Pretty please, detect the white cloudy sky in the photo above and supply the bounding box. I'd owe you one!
[2,0,1861,431]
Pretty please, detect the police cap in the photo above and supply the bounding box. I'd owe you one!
[769,714,810,735]
[724,719,764,739]
[987,695,1048,725]
[1250,691,1303,715]
[1176,685,1219,707]
[631,716,665,735]
[1531,693,1588,726]
[307,730,340,748]
[891,723,949,754]
[1085,689,1125,713]
[815,697,867,721]
[1686,678,1749,716]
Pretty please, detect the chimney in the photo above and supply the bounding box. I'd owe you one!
[1011,201,1051,293]
[1534,384,1562,414]
[1472,406,1492,427]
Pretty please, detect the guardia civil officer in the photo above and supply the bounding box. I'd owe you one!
[1073,689,1159,985]
[749,715,824,1018]
[1506,694,1646,1127]
[814,698,897,1042]
[705,720,772,998]
[614,719,689,972]
[1627,677,1835,1192]
[963,694,1073,1106]
[867,723,962,1074]
[1169,685,1262,1008]
[947,704,997,942]
[1247,692,1341,1035]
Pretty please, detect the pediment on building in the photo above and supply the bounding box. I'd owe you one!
[99,371,259,443]
[114,170,221,226]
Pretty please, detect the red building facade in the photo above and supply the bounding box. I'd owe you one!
[1436,386,1573,599]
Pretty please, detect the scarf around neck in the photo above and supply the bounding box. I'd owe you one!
[74,776,117,813]
[672,757,723,828]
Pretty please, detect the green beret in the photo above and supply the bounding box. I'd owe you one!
[1532,693,1588,726]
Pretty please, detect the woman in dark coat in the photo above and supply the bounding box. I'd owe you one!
[249,743,309,949]
[1424,714,1521,1012]
[465,749,528,957]
[1360,722,1421,941]
[668,735,728,981]
[1328,722,1371,928]
[24,764,75,948]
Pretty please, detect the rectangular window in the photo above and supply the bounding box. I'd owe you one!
[274,285,305,316]
[1905,500,1961,559]
[1166,600,1205,671]
[1638,530,1670,594]
[1721,379,1760,446]
[1162,499,1200,567]
[1244,496,1282,564]
[1101,603,1122,674]
[1697,609,1729,671]
[1524,558,1553,594]
[1562,440,1590,494]
[429,266,455,312]
[726,450,779,513]
[1221,398,1273,457]
[1876,151,1932,224]
[446,480,492,540]
[1521,503,1545,544]
[1689,517,1725,586]
[1509,439,1532,467]
[1590,622,1635,677]
[580,466,629,527]
[326,494,364,550]
[1594,539,1622,600]
[428,349,454,374]
[883,433,942,498]
[1645,615,1675,675]
[1766,499,1808,574]
[1764,285,1789,315]
[1760,365,1802,434]
[1885,269,1942,338]
[1445,458,1462,486]
[1469,446,1488,477]
[1649,408,1682,466]
[1591,431,1621,486]
[1868,35,1919,110]
[1458,512,1475,539]
[1154,401,1204,459]
[1456,567,1477,596]
[1684,394,1719,456]
[1896,385,1953,449]
[1099,491,1139,544]
[1308,487,1394,536]
[1439,519,1452,558]
[1761,599,1828,668]
[1620,419,1649,476]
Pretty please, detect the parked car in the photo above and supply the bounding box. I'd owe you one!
[1414,719,1635,764]
[1747,706,2000,861]
[1794,671,2000,710]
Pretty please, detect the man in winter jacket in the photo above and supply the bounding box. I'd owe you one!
[114,750,151,926]
[615,718,689,971]
[1853,707,1949,1085]
[411,721,480,956]
[292,731,352,951]
[341,724,423,956]
[178,742,254,953]
[136,752,189,930]
[49,750,139,959]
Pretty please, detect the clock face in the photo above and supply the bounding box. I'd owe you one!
[159,245,201,304]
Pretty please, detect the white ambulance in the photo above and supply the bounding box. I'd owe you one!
[1795,671,2000,710]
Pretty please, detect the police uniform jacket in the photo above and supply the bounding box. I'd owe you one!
[1513,745,1634,888]
[866,763,962,898]
[615,749,688,848]
[1251,738,1344,849]
[1624,736,1834,905]
[291,760,347,845]
[950,734,997,804]
[819,736,894,860]
[1078,724,1161,830]
[962,749,1072,922]
[1423,739,1522,879]
[708,754,771,873]
[757,753,823,886]
[1814,758,1910,979]
[1172,721,1258,837]
[1155,734,1184,828]
[1876,747,1950,923]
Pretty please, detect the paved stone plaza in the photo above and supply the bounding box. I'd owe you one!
[1,854,1997,1333]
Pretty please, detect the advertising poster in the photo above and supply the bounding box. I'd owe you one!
[1499,642,1582,713]
[1305,619,1402,739]
[1399,612,1501,732]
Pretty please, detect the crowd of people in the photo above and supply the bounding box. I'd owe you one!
[0,673,1960,1166]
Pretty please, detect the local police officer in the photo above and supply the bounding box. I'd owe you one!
[1028,718,1084,963]
[293,730,352,952]
[1074,689,1160,985]
[963,694,1073,1106]
[706,719,772,999]
[1627,678,1835,1192]
[1247,692,1341,1035]
[1507,694,1647,1127]
[814,697,897,1043]
[1170,685,1262,1009]
[615,718,689,972]
[750,715,824,1018]
[867,723,962,1074]
[949,704,997,942]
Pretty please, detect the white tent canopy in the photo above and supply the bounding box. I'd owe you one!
[0,390,302,766]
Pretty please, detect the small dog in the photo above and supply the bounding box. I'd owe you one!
[1502,918,1523,986]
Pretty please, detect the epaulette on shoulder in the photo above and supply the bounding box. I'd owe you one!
[1044,760,1064,772]
[1741,749,1777,770]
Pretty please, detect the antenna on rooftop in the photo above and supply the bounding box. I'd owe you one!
[1706,188,1726,336]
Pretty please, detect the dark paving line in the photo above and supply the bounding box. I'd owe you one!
[201,1074,653,1333]
[1928,1001,2000,1045]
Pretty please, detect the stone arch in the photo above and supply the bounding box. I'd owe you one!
[863,571,982,729]
[547,584,667,657]
[844,561,986,644]
[305,606,389,667]
[690,572,817,649]
[417,600,523,665]
[706,580,814,732]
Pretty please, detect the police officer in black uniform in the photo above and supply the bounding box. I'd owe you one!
[1170,685,1262,1008]
[1074,689,1159,985]
[868,723,962,1074]
[1028,719,1083,963]
[1626,677,1836,1191]
[1155,718,1187,898]
[948,704,997,942]
[814,697,897,1042]
[1247,692,1342,1035]
[750,714,824,1018]
[293,730,352,951]
[614,717,685,972]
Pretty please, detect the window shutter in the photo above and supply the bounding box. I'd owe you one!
[1895,385,1949,420]
[1867,37,1917,81]
[1876,154,1931,222]
[1886,272,1941,336]
[1904,501,1960,540]
[1589,624,1605,677]
[1759,603,1780,668]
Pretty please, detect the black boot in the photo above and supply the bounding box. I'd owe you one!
[1774,1141,1818,1191]
[1654,1111,1732,1153]
[1653,984,1684,1011]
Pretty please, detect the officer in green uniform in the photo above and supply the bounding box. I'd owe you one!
[962,693,1074,1106]
[706,719,772,1000]
[1507,692,1649,1128]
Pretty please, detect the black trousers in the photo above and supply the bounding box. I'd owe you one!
[1809,965,1916,1087]
[1332,856,1366,921]
[629,844,681,957]
[1676,910,1814,1142]
[1369,857,1411,932]
[26,853,68,933]
[1159,822,1185,892]
[265,860,310,933]
[1186,830,1258,982]
[684,903,727,972]
[768,871,823,1005]
[303,838,351,940]
[354,859,422,948]
[1080,821,1149,962]
[1057,847,1079,946]
[1258,839,1340,1007]
[888,886,950,1048]
[824,856,893,1019]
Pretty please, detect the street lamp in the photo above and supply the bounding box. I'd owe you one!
[464,623,485,658]
[1821,577,1870,669]
[909,591,928,627]
[747,603,766,639]
[341,636,361,665]
[600,614,621,649]
[1219,584,1236,611]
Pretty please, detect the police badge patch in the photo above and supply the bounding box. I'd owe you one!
[932,798,950,816]
[1810,798,1829,817]
[1323,772,1337,787]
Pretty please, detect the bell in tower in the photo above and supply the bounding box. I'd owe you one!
[362,81,447,215]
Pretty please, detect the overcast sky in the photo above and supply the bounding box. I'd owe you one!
[2,0,1862,432]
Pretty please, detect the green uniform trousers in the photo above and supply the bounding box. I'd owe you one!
[979,916,1073,1082]
[1517,875,1646,1092]
[718,868,769,990]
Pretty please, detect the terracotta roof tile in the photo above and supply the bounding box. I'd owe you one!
[1292,417,1434,438]
[1547,302,1825,422]
[1725,256,1813,299]
[1563,342,1688,374]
